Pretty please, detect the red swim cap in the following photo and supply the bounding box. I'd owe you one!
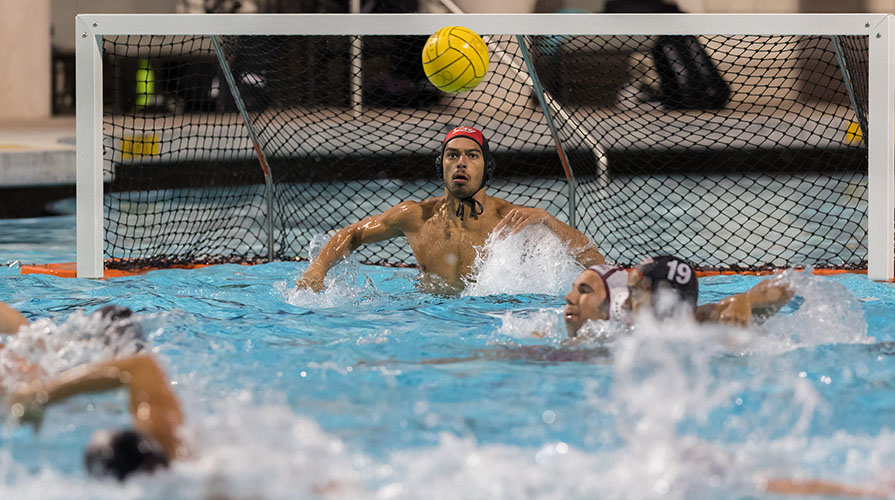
[444,126,485,149]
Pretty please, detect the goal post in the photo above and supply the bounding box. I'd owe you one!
[867,15,895,281]
[75,13,895,279]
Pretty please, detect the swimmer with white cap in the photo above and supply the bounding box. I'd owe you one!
[564,255,797,337]
[563,263,630,337]
[625,255,795,326]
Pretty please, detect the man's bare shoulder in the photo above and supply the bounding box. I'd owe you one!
[489,196,518,216]
[388,197,440,214]
[383,197,442,228]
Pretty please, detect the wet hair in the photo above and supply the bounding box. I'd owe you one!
[636,255,699,310]
[84,428,169,481]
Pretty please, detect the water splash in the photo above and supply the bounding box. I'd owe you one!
[170,399,362,500]
[493,308,565,341]
[280,234,376,308]
[758,270,871,348]
[463,225,584,297]
[0,310,154,391]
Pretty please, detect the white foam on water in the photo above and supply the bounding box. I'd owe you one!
[165,398,363,500]
[0,398,364,500]
[2,273,883,499]
[0,310,154,392]
[463,225,585,297]
[280,234,377,308]
[366,291,869,500]
[492,308,565,341]
[756,270,872,348]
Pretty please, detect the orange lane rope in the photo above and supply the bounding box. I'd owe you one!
[20,261,215,279]
[20,261,870,279]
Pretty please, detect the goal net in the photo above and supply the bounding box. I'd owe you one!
[76,14,895,278]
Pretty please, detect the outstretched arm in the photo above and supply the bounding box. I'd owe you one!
[494,206,604,267]
[697,276,795,327]
[0,301,29,334]
[297,201,419,291]
[9,354,186,460]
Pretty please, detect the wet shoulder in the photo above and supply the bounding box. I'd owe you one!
[388,197,440,231]
[491,197,517,217]
[415,197,443,220]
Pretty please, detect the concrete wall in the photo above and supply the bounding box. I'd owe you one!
[0,0,51,120]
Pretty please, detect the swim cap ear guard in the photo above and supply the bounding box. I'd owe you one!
[84,428,169,481]
[586,264,630,323]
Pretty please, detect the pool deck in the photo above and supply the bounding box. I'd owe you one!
[0,116,76,187]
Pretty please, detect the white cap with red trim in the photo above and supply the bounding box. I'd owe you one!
[586,264,630,322]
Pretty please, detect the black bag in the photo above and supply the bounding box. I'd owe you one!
[651,35,731,110]
[604,0,731,110]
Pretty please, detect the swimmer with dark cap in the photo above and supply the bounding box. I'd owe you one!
[9,353,185,481]
[297,126,603,293]
[563,256,795,336]
[627,255,795,326]
[9,355,349,494]
[0,301,168,482]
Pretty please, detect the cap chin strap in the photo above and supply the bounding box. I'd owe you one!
[454,185,485,221]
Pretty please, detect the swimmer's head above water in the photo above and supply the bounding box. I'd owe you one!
[564,256,700,336]
[438,126,496,220]
[564,264,629,337]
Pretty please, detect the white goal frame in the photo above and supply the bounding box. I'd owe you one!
[76,13,895,279]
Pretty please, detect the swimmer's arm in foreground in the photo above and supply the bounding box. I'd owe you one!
[695,277,795,327]
[493,205,604,267]
[764,477,890,499]
[297,201,423,292]
[9,354,186,460]
[0,301,29,334]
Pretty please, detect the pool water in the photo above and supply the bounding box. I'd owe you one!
[2,214,895,499]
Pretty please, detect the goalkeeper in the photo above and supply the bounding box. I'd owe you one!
[297,126,603,292]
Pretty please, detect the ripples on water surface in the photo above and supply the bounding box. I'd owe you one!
[1,216,895,499]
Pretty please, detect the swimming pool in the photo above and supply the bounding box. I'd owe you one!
[2,214,895,499]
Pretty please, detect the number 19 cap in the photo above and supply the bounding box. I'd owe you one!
[636,255,698,309]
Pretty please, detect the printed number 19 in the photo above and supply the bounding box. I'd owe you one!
[666,260,691,285]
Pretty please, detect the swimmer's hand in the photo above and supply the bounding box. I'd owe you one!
[717,293,752,328]
[8,382,48,431]
[494,207,552,236]
[296,271,325,293]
